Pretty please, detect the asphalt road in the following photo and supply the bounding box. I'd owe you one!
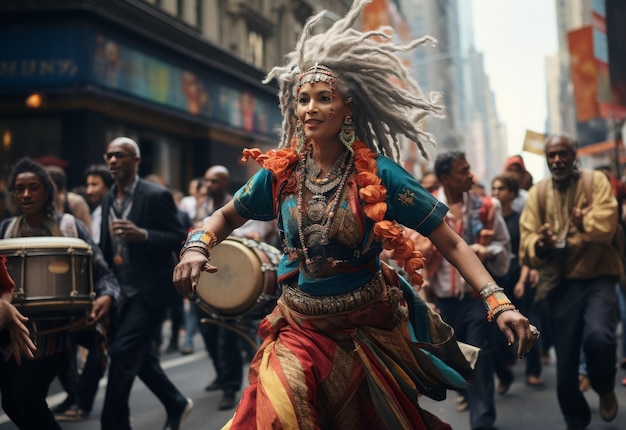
[0,325,625,430]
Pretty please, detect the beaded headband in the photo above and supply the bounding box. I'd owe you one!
[296,63,337,93]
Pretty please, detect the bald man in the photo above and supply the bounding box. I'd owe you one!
[99,137,193,429]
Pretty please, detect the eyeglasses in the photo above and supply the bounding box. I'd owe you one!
[103,151,132,161]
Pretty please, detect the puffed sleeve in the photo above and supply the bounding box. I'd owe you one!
[233,168,277,221]
[376,156,448,236]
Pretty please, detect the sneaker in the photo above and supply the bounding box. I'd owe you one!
[54,404,89,422]
[205,379,222,392]
[180,346,194,356]
[599,391,618,422]
[164,398,193,430]
[497,380,513,396]
[218,390,237,411]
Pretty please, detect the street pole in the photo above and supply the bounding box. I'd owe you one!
[614,119,625,179]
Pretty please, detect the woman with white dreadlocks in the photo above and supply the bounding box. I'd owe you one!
[173,1,537,428]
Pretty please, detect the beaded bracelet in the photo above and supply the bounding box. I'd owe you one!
[479,281,503,299]
[180,229,218,260]
[482,288,517,322]
[185,229,218,249]
[179,244,210,259]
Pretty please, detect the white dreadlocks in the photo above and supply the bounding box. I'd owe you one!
[263,0,444,162]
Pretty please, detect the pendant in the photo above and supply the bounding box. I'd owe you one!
[114,255,124,265]
[304,224,324,247]
[307,196,326,222]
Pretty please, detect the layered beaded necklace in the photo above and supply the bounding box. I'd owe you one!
[297,147,354,266]
[304,149,350,194]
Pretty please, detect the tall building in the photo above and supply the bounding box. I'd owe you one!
[550,0,626,171]
[400,0,504,183]
[0,0,351,191]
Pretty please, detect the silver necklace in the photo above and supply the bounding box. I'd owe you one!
[304,150,349,194]
[297,150,354,266]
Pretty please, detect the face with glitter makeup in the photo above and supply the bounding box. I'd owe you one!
[296,82,352,146]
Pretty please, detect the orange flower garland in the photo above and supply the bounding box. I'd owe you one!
[241,141,425,288]
[352,141,425,287]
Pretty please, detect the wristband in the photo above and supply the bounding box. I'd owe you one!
[482,286,517,322]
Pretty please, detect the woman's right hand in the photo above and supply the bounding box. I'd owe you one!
[172,250,218,298]
[0,301,36,365]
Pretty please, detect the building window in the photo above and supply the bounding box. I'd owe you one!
[246,31,264,68]
[196,0,203,31]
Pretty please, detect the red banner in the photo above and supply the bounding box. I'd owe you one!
[568,27,604,122]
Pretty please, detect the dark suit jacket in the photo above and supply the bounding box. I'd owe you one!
[99,178,186,310]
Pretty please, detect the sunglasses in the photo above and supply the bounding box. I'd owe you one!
[103,152,133,161]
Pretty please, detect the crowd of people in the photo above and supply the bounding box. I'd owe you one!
[0,1,624,430]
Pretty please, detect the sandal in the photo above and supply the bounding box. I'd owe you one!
[526,375,545,387]
[54,404,89,422]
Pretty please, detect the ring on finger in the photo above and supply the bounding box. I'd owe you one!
[529,324,540,338]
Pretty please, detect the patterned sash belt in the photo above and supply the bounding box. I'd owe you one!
[281,272,386,316]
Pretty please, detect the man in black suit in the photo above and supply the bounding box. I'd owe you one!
[99,137,192,430]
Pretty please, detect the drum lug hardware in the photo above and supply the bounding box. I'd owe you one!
[13,292,25,301]
[89,292,96,299]
[70,290,79,298]
[261,263,275,272]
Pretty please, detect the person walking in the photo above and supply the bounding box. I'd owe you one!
[519,132,621,429]
[45,165,93,236]
[193,165,245,411]
[414,151,511,430]
[0,157,119,429]
[491,173,544,392]
[53,164,115,422]
[99,137,192,430]
[172,2,537,428]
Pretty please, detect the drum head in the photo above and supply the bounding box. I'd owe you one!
[196,238,264,316]
[0,237,92,254]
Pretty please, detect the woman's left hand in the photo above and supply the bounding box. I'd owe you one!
[90,295,113,322]
[495,309,539,359]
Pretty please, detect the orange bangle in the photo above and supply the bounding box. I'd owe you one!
[483,290,516,322]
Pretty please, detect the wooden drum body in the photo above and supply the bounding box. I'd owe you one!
[195,236,282,320]
[0,237,95,319]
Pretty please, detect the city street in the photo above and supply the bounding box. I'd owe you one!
[0,326,624,430]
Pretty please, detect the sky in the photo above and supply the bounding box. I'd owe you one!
[471,0,559,181]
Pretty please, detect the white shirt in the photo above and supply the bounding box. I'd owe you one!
[91,205,102,245]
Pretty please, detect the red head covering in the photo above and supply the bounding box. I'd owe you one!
[0,255,15,294]
[504,155,528,174]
